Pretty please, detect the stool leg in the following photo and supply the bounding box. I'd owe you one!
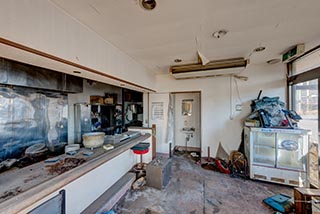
[140,154,143,164]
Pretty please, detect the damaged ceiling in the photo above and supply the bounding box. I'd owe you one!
[50,0,320,74]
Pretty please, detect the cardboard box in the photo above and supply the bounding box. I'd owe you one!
[104,97,114,104]
[90,96,104,104]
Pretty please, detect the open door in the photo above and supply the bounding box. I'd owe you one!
[173,92,201,152]
[148,93,173,155]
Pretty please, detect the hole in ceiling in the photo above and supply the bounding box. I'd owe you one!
[254,47,266,52]
[140,0,157,10]
[267,59,281,64]
[212,30,228,39]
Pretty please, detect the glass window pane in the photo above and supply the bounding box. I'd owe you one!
[277,133,308,170]
[293,79,318,145]
[252,131,276,166]
[291,48,320,76]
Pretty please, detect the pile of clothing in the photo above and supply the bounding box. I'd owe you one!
[247,96,301,128]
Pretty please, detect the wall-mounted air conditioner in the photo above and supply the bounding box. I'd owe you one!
[170,57,248,79]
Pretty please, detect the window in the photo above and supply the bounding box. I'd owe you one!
[291,48,320,76]
[288,48,320,146]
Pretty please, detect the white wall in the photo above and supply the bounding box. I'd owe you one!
[0,0,155,90]
[155,63,287,156]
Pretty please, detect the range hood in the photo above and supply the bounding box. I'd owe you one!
[170,57,248,79]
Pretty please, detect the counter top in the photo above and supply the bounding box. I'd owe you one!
[0,133,150,214]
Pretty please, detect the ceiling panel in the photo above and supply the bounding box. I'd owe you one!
[50,0,320,74]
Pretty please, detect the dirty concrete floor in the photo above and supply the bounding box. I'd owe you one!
[115,155,293,214]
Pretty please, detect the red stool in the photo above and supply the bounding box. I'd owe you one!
[131,143,150,164]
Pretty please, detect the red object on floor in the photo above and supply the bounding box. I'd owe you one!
[133,148,149,155]
[215,159,230,174]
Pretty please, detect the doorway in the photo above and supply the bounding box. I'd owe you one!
[172,92,201,153]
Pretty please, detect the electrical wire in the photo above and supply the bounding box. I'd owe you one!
[233,77,243,104]
[230,75,234,120]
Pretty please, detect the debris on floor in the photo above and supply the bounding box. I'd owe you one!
[201,150,248,179]
[46,157,85,175]
[263,194,294,213]
[229,151,248,178]
[216,142,229,161]
[96,210,116,214]
[173,147,201,162]
[132,177,146,190]
[201,158,230,174]
[131,163,147,179]
[115,156,293,214]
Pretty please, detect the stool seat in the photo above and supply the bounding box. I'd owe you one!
[131,142,150,164]
[131,142,150,151]
[133,148,149,155]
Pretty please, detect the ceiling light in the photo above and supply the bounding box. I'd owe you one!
[254,47,266,52]
[212,30,228,39]
[174,58,182,63]
[140,0,156,10]
[267,59,281,64]
[73,70,81,74]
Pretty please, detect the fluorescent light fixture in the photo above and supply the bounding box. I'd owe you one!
[170,57,248,79]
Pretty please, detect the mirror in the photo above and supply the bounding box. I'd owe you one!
[182,99,193,116]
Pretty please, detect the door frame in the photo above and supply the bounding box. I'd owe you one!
[171,91,202,156]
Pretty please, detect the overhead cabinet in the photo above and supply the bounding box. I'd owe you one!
[244,127,318,187]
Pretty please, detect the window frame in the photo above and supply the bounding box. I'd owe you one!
[287,48,320,140]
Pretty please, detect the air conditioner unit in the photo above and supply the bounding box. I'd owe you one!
[170,57,248,79]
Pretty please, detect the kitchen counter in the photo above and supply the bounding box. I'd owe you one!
[0,133,151,214]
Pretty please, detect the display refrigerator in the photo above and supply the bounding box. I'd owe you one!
[244,127,318,187]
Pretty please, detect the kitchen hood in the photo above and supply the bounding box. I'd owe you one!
[170,57,248,79]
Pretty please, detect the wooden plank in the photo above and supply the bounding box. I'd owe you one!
[294,188,320,214]
[152,124,156,160]
[295,188,320,196]
[308,143,319,189]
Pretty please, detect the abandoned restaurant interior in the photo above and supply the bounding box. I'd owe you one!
[0,0,320,213]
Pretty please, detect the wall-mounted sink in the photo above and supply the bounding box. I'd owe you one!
[182,127,195,132]
[181,127,195,135]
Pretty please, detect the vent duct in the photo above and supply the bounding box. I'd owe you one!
[170,57,248,79]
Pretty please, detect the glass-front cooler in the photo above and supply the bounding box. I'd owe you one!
[244,127,317,187]
[252,131,276,166]
[277,133,308,171]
